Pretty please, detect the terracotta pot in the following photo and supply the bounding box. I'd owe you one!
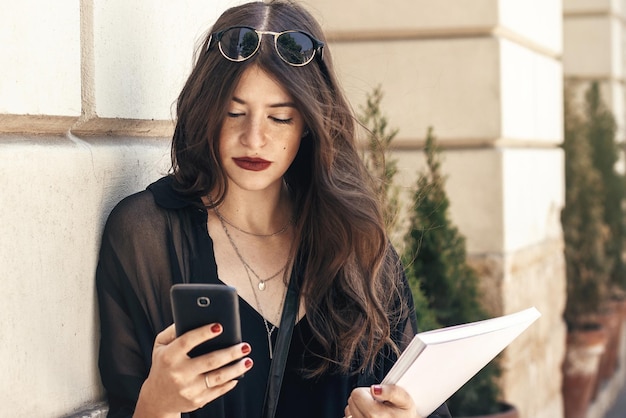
[594,303,623,387]
[455,402,518,418]
[614,297,626,319]
[562,324,607,418]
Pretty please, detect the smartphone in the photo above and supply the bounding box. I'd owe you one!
[170,283,242,358]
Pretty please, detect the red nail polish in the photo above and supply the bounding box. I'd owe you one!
[241,343,251,354]
[244,358,253,368]
[211,323,222,333]
[372,385,383,396]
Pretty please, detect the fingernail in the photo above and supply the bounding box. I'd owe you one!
[211,323,222,333]
[372,385,383,396]
[244,358,253,368]
[241,343,251,354]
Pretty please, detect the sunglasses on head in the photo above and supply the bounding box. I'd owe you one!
[207,26,324,67]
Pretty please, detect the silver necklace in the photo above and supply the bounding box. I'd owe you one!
[216,209,291,291]
[216,212,287,359]
[242,261,285,359]
[214,206,292,237]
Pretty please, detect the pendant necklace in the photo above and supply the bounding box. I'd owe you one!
[216,210,289,358]
[214,206,291,291]
[241,261,286,359]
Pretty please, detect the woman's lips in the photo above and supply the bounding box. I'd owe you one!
[232,157,272,171]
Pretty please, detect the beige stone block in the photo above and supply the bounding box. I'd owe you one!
[394,148,505,253]
[499,0,563,54]
[449,148,563,254]
[617,20,626,76]
[500,39,564,142]
[333,36,562,145]
[395,147,564,254]
[502,148,565,251]
[0,136,170,416]
[92,0,250,120]
[563,16,614,77]
[612,18,624,77]
[564,0,613,13]
[302,0,497,31]
[332,37,501,141]
[0,0,81,115]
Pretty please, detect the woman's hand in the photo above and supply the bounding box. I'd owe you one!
[133,323,253,418]
[343,384,423,418]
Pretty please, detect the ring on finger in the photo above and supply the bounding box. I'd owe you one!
[204,373,211,389]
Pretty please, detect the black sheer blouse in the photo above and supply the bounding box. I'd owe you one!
[96,176,451,418]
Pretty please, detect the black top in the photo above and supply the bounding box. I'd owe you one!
[96,176,451,418]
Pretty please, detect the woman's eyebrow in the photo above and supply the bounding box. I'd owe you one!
[232,96,297,108]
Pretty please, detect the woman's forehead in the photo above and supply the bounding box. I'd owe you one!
[231,65,295,106]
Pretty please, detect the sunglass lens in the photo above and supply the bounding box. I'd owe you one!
[219,27,260,61]
[276,32,315,65]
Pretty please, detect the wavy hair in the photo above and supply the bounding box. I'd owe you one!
[171,0,408,377]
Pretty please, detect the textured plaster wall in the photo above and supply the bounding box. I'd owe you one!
[0,136,170,416]
[0,0,81,115]
[0,1,250,416]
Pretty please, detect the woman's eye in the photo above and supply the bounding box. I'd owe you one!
[227,112,244,118]
[270,116,293,124]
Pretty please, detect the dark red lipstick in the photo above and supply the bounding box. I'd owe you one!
[233,157,272,171]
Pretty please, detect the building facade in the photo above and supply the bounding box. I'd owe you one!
[3,0,622,417]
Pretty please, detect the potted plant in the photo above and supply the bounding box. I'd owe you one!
[583,81,626,387]
[560,82,611,418]
[402,128,516,418]
[585,81,625,293]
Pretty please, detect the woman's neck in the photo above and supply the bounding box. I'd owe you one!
[208,184,293,237]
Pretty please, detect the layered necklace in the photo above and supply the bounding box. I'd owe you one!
[213,207,292,290]
[213,206,292,359]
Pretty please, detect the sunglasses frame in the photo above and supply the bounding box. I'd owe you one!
[208,26,324,67]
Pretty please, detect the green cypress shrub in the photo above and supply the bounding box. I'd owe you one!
[358,86,436,328]
[584,81,625,293]
[562,83,610,327]
[402,127,501,415]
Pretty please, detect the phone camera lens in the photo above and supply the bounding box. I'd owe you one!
[197,296,210,307]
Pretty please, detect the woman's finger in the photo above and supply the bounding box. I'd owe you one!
[202,356,254,388]
[173,323,223,355]
[370,384,414,410]
[154,323,177,346]
[347,385,420,418]
[343,404,353,418]
[347,387,372,417]
[191,342,252,375]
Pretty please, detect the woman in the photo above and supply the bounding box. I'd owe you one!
[96,1,451,417]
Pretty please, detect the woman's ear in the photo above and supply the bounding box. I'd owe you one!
[301,128,310,138]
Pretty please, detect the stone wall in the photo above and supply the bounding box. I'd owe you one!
[0,0,571,416]
[468,238,567,418]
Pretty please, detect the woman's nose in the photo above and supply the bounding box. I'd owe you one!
[241,118,267,149]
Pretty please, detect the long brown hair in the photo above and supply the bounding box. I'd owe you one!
[171,0,409,376]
